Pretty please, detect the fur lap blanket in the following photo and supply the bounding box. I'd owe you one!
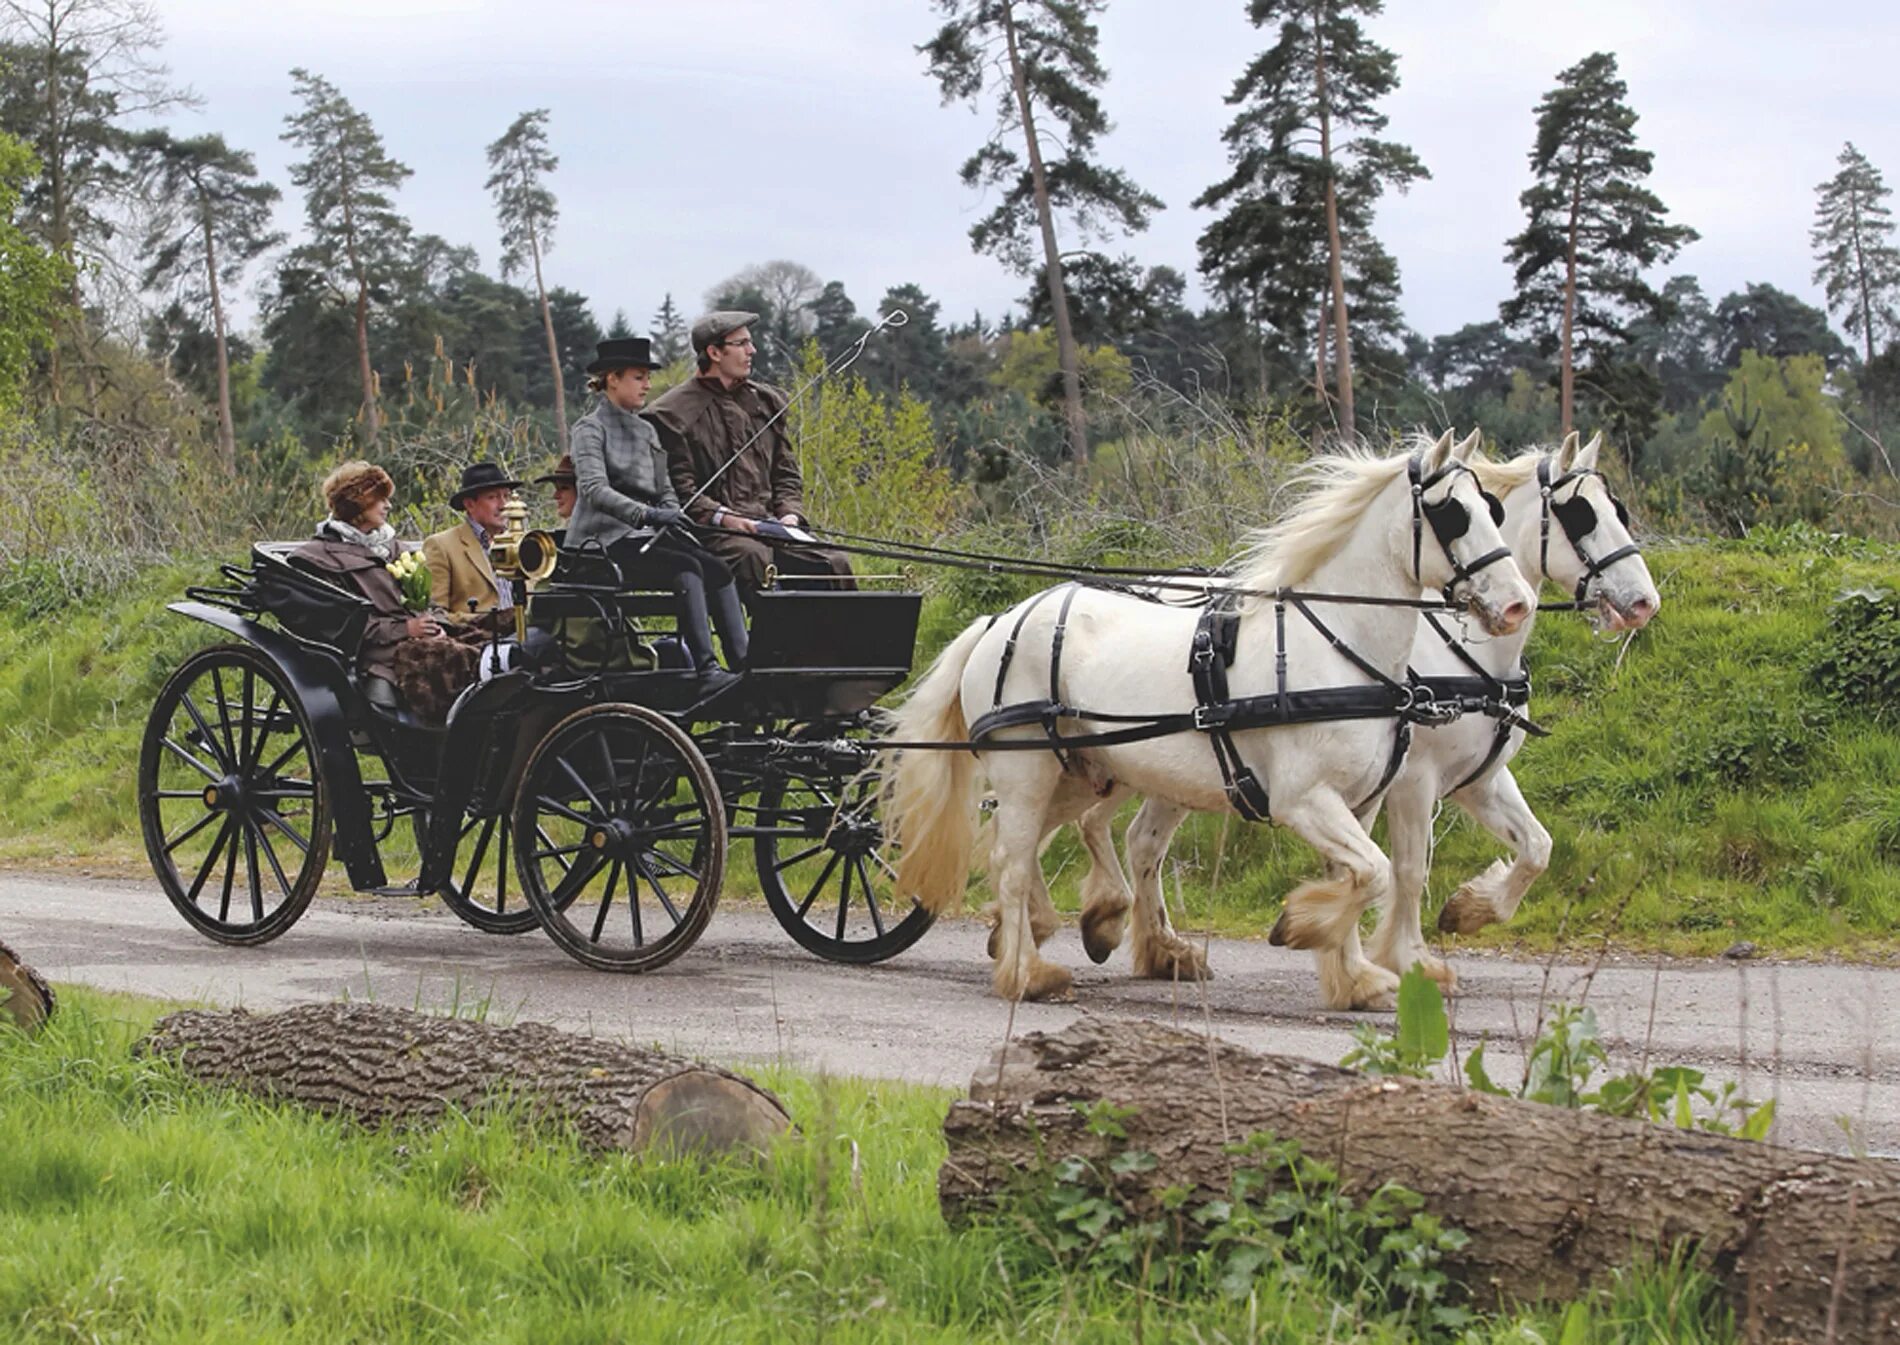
[391,628,491,722]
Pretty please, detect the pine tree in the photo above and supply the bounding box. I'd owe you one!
[1501,52,1696,437]
[281,68,412,445]
[128,130,280,466]
[1195,0,1424,438]
[0,129,66,412]
[922,0,1161,463]
[652,292,687,365]
[1811,142,1900,374]
[486,109,568,440]
[606,308,632,341]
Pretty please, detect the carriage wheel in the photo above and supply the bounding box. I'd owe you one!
[754,763,934,964]
[138,645,331,945]
[422,809,540,935]
[512,705,724,972]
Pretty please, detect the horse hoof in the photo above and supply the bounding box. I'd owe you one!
[1023,963,1075,1002]
[1079,904,1128,965]
[1437,891,1494,935]
[985,923,1000,959]
[1268,912,1289,946]
[1136,946,1211,982]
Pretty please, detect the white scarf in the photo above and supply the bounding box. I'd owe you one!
[318,516,399,562]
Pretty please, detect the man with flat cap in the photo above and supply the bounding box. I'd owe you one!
[424,461,525,631]
[643,310,855,591]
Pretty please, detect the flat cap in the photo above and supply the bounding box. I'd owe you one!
[691,310,759,355]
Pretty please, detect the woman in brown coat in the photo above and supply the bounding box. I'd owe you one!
[294,462,478,719]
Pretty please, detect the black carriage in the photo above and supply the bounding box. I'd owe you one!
[138,532,932,972]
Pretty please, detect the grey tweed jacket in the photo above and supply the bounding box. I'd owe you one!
[564,396,681,550]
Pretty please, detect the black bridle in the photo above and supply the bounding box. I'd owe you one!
[1409,453,1512,605]
[1536,456,1642,606]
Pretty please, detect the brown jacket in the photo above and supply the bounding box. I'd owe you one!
[646,375,804,526]
[291,535,412,684]
[423,520,510,629]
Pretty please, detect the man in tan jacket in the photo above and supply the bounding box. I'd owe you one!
[423,462,525,631]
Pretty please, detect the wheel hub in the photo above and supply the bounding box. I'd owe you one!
[203,775,246,812]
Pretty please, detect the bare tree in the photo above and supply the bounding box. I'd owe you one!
[0,0,193,407]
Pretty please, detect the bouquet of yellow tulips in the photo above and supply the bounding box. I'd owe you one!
[386,550,431,612]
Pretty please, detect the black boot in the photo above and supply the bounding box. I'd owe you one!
[708,577,750,669]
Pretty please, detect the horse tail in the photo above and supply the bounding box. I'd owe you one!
[883,617,988,917]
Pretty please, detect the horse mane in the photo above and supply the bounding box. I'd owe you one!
[1471,446,1549,495]
[1229,443,1418,596]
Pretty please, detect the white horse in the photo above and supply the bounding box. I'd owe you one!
[884,432,1536,1007]
[1368,433,1659,982]
[1056,433,1659,996]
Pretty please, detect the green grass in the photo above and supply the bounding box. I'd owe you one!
[0,989,1733,1343]
[5,534,1898,954]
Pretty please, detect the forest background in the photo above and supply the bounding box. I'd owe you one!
[3,0,1899,954]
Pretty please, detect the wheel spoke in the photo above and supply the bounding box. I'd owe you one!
[632,853,683,925]
[599,734,623,814]
[187,818,236,903]
[254,807,311,855]
[161,736,222,783]
[546,848,606,911]
[534,827,575,875]
[495,820,509,914]
[855,856,885,937]
[245,690,283,773]
[163,808,221,855]
[459,816,497,903]
[644,847,701,883]
[218,829,238,923]
[244,824,265,921]
[534,795,595,829]
[239,670,255,776]
[210,667,241,771]
[870,849,900,883]
[153,788,215,800]
[771,840,828,872]
[258,738,306,782]
[556,756,608,817]
[250,816,295,900]
[589,860,621,943]
[178,693,232,772]
[834,858,853,941]
[252,781,316,799]
[796,850,843,919]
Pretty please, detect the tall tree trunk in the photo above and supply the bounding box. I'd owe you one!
[530,229,568,444]
[1314,295,1328,410]
[43,28,65,416]
[1314,6,1355,441]
[339,186,379,446]
[1560,171,1582,437]
[201,204,236,471]
[1849,193,1882,442]
[1001,0,1088,465]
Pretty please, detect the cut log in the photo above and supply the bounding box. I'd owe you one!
[941,1019,1900,1343]
[0,937,56,1035]
[137,1002,792,1158]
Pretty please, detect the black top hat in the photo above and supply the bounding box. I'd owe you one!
[586,337,661,374]
[449,461,525,510]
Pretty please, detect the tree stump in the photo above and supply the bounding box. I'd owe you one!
[0,938,55,1036]
[137,1002,792,1158]
[941,1019,1900,1343]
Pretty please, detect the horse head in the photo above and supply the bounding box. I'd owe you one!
[1411,429,1536,636]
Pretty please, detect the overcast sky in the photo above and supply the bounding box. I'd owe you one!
[150,0,1900,346]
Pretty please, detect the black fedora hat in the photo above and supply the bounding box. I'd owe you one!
[449,461,525,510]
[586,336,661,374]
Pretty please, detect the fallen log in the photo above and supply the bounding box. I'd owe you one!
[138,1002,792,1158]
[941,1019,1899,1343]
[0,937,56,1035]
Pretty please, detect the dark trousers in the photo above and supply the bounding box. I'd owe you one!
[606,534,749,670]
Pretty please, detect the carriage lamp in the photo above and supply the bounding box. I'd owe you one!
[487,493,533,645]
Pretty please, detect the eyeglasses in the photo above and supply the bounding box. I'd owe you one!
[717,338,756,350]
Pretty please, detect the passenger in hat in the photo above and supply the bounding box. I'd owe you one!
[566,336,748,685]
[422,461,526,632]
[644,311,855,591]
[536,453,578,523]
[294,461,484,722]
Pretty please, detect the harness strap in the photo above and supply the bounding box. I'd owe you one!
[1186,598,1272,821]
[991,587,1058,709]
[1045,583,1081,767]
